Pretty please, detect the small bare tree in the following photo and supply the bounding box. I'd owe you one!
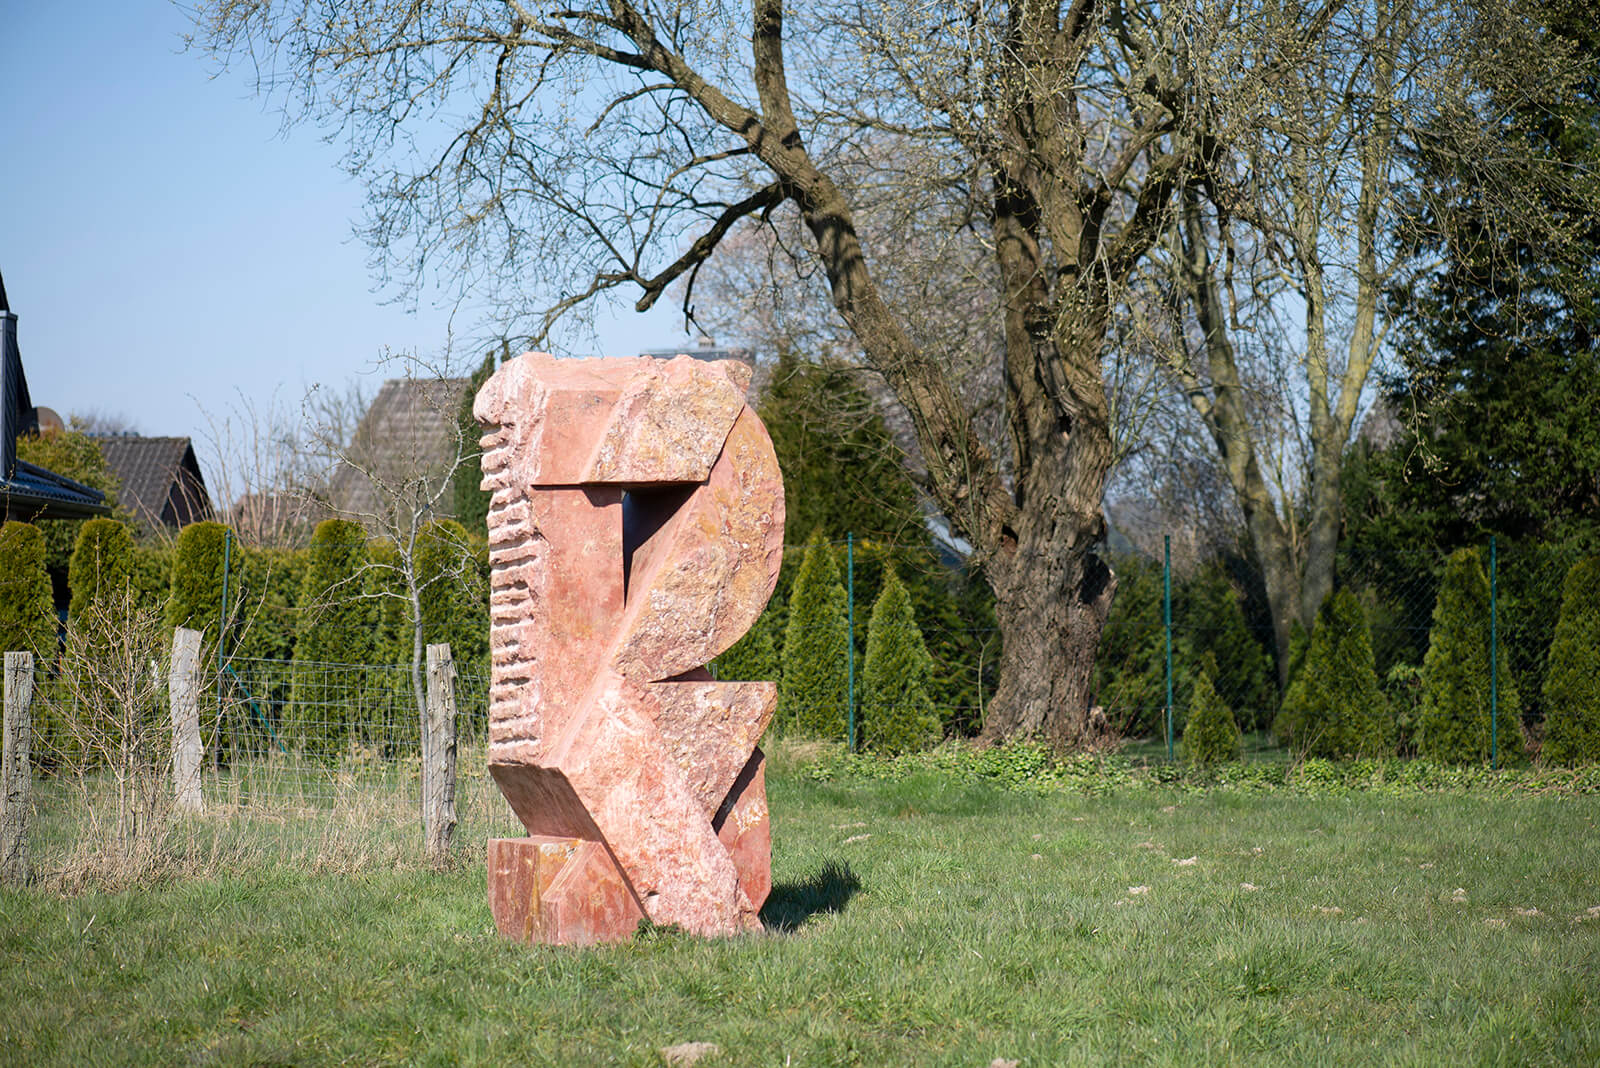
[299,353,485,831]
[43,582,174,881]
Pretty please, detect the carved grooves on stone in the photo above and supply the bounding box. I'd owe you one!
[484,435,544,753]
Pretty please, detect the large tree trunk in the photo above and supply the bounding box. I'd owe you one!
[983,520,1118,748]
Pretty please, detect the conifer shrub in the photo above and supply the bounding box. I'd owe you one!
[416,519,488,669]
[713,609,781,684]
[860,566,940,755]
[778,530,850,740]
[1418,548,1524,764]
[233,546,309,663]
[290,519,372,759]
[1093,555,1168,736]
[164,522,241,658]
[1183,662,1241,766]
[0,521,56,660]
[454,354,496,537]
[1540,556,1600,765]
[67,518,136,622]
[130,542,173,617]
[1186,568,1274,731]
[451,353,497,536]
[365,538,410,667]
[1273,589,1393,758]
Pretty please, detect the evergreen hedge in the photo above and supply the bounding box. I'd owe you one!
[778,530,850,739]
[366,538,410,667]
[164,521,240,658]
[67,518,136,622]
[1183,662,1241,766]
[415,519,489,669]
[233,546,309,663]
[1540,556,1600,765]
[1418,548,1524,764]
[860,566,940,755]
[451,353,497,537]
[0,522,56,659]
[290,519,372,759]
[713,608,781,684]
[1273,589,1393,758]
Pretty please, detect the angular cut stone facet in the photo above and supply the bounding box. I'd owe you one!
[475,352,783,944]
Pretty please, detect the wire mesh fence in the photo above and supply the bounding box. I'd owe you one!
[13,651,520,886]
[6,531,1590,885]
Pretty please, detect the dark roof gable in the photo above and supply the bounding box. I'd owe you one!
[95,435,213,529]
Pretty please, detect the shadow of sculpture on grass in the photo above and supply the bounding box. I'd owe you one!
[760,860,862,933]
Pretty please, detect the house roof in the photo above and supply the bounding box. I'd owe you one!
[1,269,110,522]
[95,434,214,529]
[327,377,472,527]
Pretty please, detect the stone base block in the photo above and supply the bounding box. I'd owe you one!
[487,836,645,945]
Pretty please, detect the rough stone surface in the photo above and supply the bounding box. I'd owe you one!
[476,352,783,944]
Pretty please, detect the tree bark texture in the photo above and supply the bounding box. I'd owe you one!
[3,651,35,885]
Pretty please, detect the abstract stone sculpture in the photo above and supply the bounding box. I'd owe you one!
[474,352,784,944]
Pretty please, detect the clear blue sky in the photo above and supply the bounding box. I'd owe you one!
[3,2,692,499]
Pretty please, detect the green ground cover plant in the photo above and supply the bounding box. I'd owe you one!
[4,747,1598,1066]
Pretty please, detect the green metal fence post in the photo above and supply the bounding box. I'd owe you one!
[1164,535,1174,762]
[219,527,232,729]
[846,533,856,753]
[1490,535,1498,770]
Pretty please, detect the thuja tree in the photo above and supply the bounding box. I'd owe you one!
[1418,548,1524,764]
[1273,589,1392,759]
[714,608,781,685]
[233,546,310,663]
[67,518,135,623]
[165,521,242,659]
[450,352,498,537]
[860,566,940,755]
[778,530,849,740]
[1183,661,1240,766]
[0,522,56,660]
[415,519,488,669]
[290,519,372,759]
[1540,556,1600,764]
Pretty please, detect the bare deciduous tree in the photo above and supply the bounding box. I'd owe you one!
[1145,0,1589,679]
[192,0,1379,746]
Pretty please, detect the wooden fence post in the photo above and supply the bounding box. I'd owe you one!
[424,643,458,866]
[169,628,204,814]
[3,651,36,885]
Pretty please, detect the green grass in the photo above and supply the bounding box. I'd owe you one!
[3,757,1599,1065]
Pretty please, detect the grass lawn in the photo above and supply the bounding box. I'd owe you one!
[3,756,1598,1066]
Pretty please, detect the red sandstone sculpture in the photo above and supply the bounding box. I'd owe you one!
[474,352,784,944]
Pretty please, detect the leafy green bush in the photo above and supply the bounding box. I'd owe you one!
[860,566,940,755]
[778,530,850,739]
[1183,666,1240,766]
[1541,556,1600,765]
[17,426,120,574]
[0,521,56,660]
[1273,589,1393,758]
[1418,548,1524,764]
[290,519,373,758]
